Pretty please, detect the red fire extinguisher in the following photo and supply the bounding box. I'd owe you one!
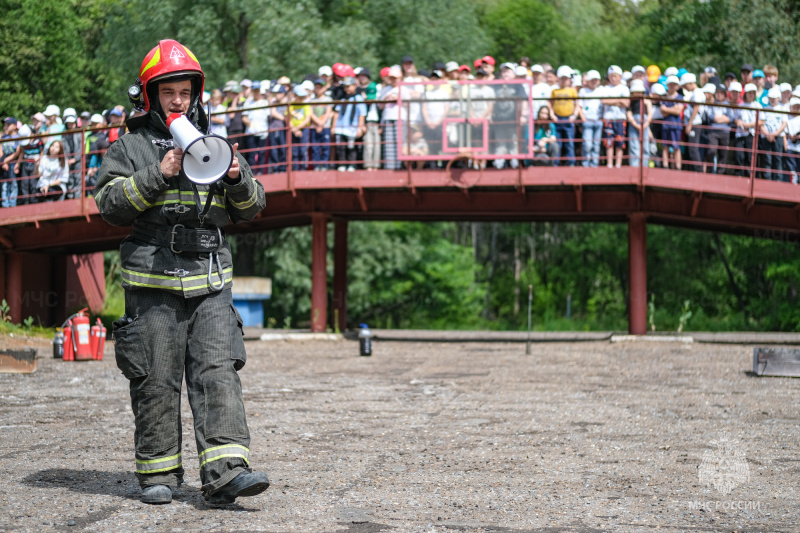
[63,323,74,361]
[59,308,93,362]
[92,318,106,360]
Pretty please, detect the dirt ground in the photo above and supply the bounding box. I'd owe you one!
[0,335,799,532]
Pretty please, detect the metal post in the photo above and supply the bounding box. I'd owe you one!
[526,284,532,355]
[80,128,87,212]
[628,213,647,335]
[333,219,348,333]
[310,213,328,332]
[639,94,645,185]
[286,118,293,189]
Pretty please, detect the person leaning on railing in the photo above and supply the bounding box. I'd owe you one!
[733,83,763,177]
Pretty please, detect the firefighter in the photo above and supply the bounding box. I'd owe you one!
[94,40,268,505]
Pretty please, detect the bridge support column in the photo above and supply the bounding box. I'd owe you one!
[628,213,647,335]
[311,214,329,332]
[5,252,22,324]
[333,219,348,333]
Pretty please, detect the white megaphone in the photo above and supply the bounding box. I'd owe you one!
[166,113,234,185]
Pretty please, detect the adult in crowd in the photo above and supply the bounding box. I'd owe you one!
[310,79,335,170]
[207,89,229,138]
[16,123,43,205]
[267,85,288,173]
[61,109,83,199]
[491,63,525,169]
[334,77,367,172]
[242,81,268,174]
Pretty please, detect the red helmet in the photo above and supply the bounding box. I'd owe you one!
[138,39,205,113]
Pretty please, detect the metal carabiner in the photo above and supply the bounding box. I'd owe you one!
[207,251,225,292]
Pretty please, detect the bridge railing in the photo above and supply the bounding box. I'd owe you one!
[1,90,799,213]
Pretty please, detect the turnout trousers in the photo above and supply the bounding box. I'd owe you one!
[114,287,251,495]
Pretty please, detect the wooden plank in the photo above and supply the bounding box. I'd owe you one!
[753,347,800,377]
[0,349,37,373]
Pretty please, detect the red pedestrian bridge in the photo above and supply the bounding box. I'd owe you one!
[1,93,797,334]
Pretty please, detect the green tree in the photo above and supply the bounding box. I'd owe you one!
[481,0,565,65]
[0,0,112,117]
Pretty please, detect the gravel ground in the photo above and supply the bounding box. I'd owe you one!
[0,335,798,532]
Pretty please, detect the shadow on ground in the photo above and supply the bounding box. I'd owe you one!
[22,468,262,512]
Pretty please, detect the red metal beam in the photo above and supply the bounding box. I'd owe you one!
[6,252,22,324]
[72,254,105,314]
[310,213,328,332]
[628,213,647,335]
[333,219,348,333]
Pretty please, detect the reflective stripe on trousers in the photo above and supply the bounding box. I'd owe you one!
[136,452,182,474]
[199,444,250,470]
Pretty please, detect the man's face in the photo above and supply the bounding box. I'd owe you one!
[110,114,123,125]
[158,80,193,115]
[344,83,356,95]
[501,68,514,81]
